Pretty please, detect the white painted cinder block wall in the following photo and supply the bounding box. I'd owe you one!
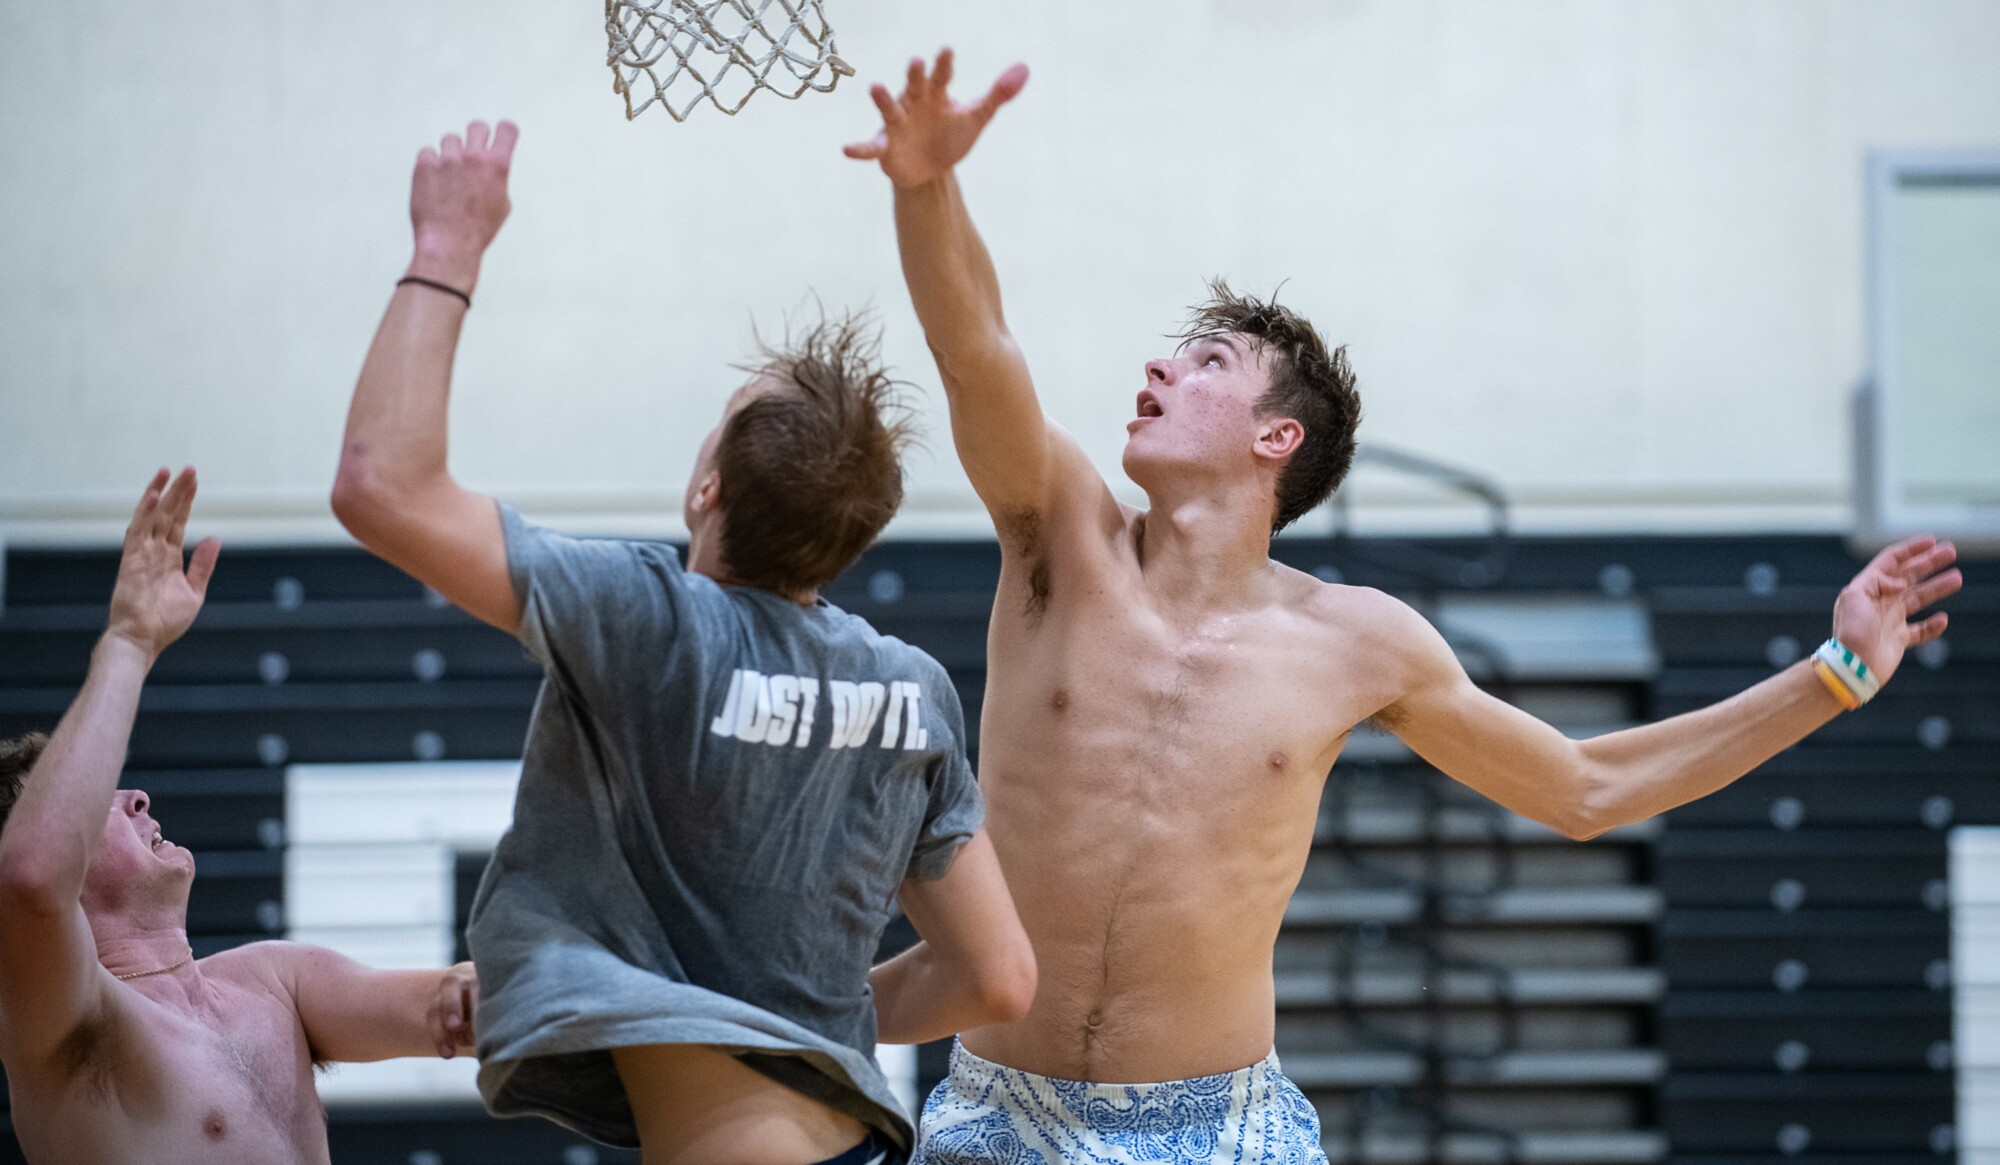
[5,1,2000,542]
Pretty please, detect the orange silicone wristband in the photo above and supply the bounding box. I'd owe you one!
[1812,658,1862,711]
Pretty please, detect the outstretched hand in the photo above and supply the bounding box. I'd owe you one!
[844,48,1027,189]
[429,961,478,1058]
[407,120,519,293]
[107,468,219,661]
[1831,535,1961,687]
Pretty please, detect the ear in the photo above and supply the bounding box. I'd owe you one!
[689,469,722,515]
[1254,417,1304,463]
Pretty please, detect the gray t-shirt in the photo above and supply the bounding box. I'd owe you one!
[469,505,982,1153]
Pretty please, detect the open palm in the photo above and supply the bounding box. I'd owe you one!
[1831,534,1961,687]
[844,48,1028,189]
[107,468,219,659]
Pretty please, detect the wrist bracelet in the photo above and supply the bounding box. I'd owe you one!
[397,275,472,308]
[1811,658,1863,711]
[1812,638,1880,709]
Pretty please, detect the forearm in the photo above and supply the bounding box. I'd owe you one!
[1577,661,1843,832]
[0,636,151,898]
[335,246,477,509]
[892,175,1012,361]
[291,952,468,1063]
[870,942,990,1045]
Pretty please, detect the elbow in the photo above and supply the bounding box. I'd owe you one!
[330,452,384,536]
[331,451,426,544]
[973,943,1038,1025]
[1550,762,1620,842]
[0,851,70,918]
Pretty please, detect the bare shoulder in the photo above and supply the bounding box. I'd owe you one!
[1278,569,1461,713]
[1280,566,1434,641]
[200,941,315,1004]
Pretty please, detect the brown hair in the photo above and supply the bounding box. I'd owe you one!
[0,732,49,841]
[1178,280,1361,533]
[714,312,918,594]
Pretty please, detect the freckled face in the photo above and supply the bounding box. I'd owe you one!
[1121,333,1276,483]
[82,789,194,912]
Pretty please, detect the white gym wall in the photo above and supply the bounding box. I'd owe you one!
[4,1,2000,543]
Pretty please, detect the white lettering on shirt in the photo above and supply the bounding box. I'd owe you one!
[713,670,926,751]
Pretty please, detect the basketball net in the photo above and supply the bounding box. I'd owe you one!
[606,0,854,122]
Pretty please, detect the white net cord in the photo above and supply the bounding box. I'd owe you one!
[606,0,854,122]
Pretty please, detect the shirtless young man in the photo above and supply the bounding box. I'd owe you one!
[847,51,1966,1163]
[332,121,1034,1165]
[0,469,479,1165]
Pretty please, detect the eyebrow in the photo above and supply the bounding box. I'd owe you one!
[1182,334,1241,358]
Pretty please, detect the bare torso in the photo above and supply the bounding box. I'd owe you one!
[963,507,1413,1082]
[6,947,330,1165]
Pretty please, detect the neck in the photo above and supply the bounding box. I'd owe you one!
[1134,483,1274,608]
[93,912,197,983]
[686,530,819,608]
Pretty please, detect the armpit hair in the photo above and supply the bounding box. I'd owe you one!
[53,1012,117,1098]
[1365,706,1407,734]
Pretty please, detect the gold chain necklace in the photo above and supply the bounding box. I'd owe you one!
[113,946,194,981]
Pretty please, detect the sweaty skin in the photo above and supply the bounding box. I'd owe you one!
[973,534,1396,1079]
[850,48,1964,1084]
[0,470,477,1164]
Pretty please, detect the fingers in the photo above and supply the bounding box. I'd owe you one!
[843,134,887,160]
[163,467,197,549]
[146,467,191,545]
[974,63,1030,123]
[1899,539,1958,584]
[1904,568,1963,614]
[905,55,927,102]
[1907,611,1949,645]
[1868,534,1936,578]
[933,46,955,92]
[185,537,221,599]
[436,989,462,1058]
[870,81,905,129]
[126,468,171,541]
[440,132,464,159]
[466,120,490,153]
[491,120,520,165]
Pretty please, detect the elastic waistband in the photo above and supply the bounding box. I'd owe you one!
[946,1039,1281,1103]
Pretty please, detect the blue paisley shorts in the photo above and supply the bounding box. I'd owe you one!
[912,1040,1327,1165]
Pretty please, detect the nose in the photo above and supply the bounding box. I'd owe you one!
[122,789,148,816]
[1145,359,1172,385]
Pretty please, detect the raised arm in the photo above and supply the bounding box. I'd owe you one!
[332,120,521,632]
[1378,537,1962,840]
[0,470,217,1065]
[869,831,1036,1045]
[266,945,476,1062]
[848,51,1106,540]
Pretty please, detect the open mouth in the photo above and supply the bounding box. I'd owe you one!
[150,828,166,851]
[1135,391,1164,419]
